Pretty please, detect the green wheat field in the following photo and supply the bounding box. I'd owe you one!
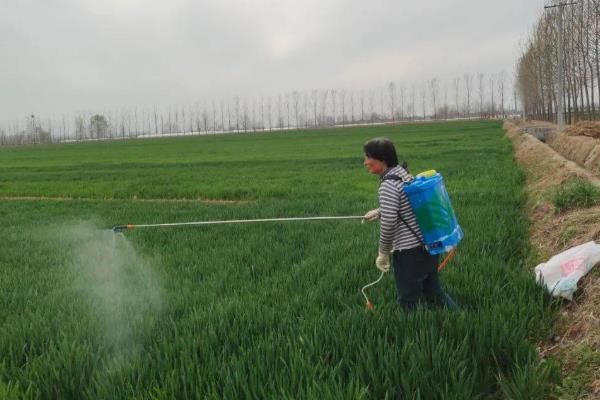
[0,121,559,399]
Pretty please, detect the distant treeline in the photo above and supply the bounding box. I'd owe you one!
[1,74,515,145]
[517,0,600,123]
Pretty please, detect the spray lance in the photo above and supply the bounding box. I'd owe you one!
[112,215,363,232]
[111,215,458,310]
[111,215,400,308]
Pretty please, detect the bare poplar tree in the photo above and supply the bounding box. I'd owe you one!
[420,85,427,120]
[133,107,139,137]
[266,96,272,131]
[47,117,53,142]
[369,90,375,124]
[303,92,309,128]
[311,90,318,127]
[429,78,439,119]
[220,100,225,133]
[453,77,461,118]
[464,74,473,118]
[200,105,207,134]
[62,114,68,141]
[399,84,405,121]
[410,85,416,121]
[188,106,194,134]
[212,101,217,133]
[331,89,337,126]
[339,89,346,126]
[498,71,506,117]
[242,98,249,132]
[251,98,256,132]
[477,73,485,117]
[488,74,495,116]
[321,90,328,126]
[513,83,519,115]
[227,101,232,132]
[194,103,200,133]
[234,96,240,132]
[277,94,283,129]
[360,90,365,122]
[349,90,355,124]
[379,88,385,121]
[285,93,291,129]
[443,84,449,120]
[167,107,172,134]
[292,91,300,129]
[260,97,265,131]
[388,82,396,121]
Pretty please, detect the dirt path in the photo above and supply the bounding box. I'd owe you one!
[0,196,249,205]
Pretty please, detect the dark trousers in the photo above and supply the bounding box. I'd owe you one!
[392,246,458,310]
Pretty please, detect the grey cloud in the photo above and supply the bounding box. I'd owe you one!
[0,0,544,122]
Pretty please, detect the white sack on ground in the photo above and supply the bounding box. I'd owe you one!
[534,241,600,300]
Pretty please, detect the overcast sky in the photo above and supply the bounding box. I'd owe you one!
[0,0,545,123]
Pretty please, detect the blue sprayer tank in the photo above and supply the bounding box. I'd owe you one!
[403,170,463,255]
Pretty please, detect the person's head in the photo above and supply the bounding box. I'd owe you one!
[363,137,398,175]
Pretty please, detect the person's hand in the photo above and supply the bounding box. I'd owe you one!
[362,208,380,224]
[375,252,390,273]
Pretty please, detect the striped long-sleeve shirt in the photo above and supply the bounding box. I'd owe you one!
[378,165,423,253]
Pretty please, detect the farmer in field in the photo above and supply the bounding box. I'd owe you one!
[362,138,457,310]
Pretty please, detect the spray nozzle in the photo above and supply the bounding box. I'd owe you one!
[112,225,133,233]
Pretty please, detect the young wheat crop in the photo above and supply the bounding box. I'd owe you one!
[0,121,558,398]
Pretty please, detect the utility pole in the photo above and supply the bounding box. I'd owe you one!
[544,1,577,130]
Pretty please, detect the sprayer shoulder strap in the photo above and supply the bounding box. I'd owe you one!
[380,161,411,184]
[381,174,402,183]
[380,174,424,246]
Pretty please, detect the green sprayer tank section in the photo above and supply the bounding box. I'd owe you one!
[404,172,463,254]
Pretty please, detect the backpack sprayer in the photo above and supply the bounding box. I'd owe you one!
[110,170,462,310]
[360,169,463,309]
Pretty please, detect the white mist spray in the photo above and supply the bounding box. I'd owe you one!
[56,221,163,368]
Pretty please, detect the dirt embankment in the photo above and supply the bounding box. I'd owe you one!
[566,121,600,138]
[546,122,600,176]
[505,121,600,398]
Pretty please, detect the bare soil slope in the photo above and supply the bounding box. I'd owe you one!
[547,122,600,177]
[566,121,600,138]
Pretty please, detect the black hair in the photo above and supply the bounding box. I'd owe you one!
[363,137,399,167]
